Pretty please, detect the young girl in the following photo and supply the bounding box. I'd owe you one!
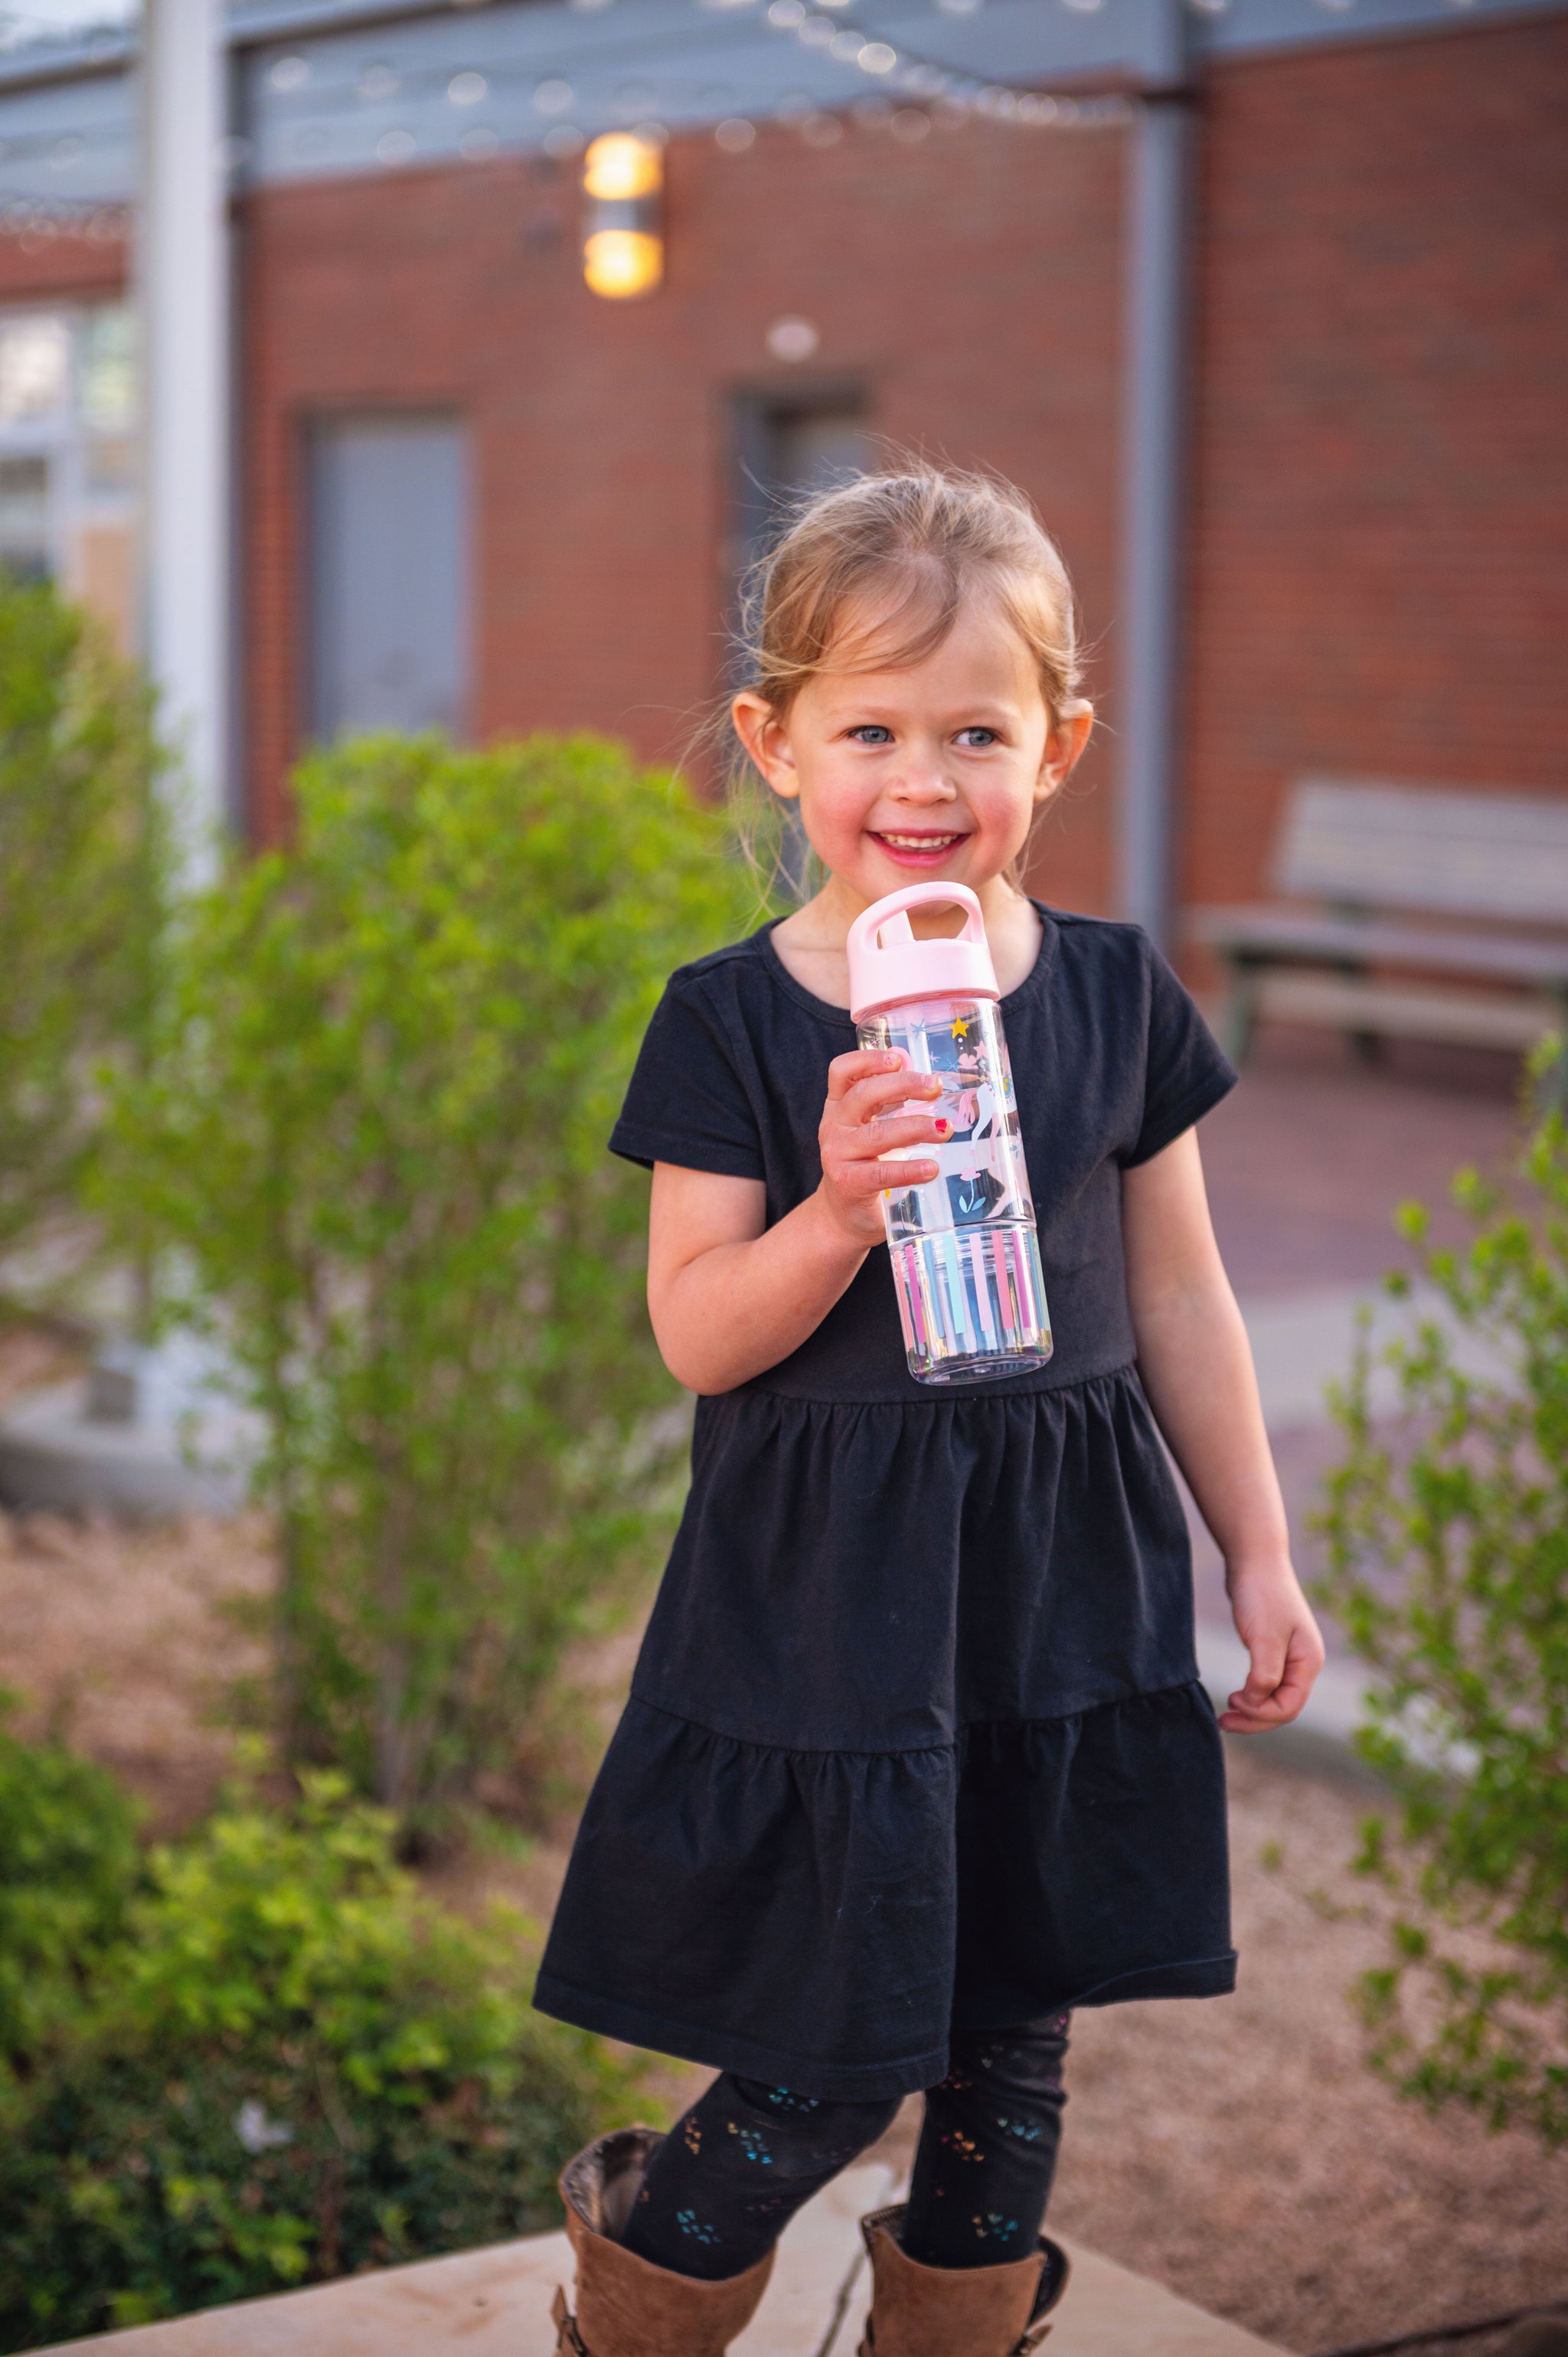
[537,469,1324,2357]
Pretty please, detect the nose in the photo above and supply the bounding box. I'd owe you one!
[889,759,956,804]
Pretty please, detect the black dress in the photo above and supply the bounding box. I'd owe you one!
[535,906,1240,2101]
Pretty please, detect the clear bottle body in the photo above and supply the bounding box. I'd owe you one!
[857,994,1053,1386]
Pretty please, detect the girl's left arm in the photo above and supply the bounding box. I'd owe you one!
[1122,1128,1326,1733]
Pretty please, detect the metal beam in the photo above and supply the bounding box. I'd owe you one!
[139,0,230,872]
[1116,11,1193,951]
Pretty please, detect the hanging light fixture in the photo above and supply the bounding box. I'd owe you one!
[582,132,664,298]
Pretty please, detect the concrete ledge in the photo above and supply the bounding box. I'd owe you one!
[1049,2241,1288,2357]
[38,2162,1288,2357]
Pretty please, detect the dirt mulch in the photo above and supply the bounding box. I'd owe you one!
[0,1321,80,1412]
[0,1505,273,1832]
[0,1479,1563,2355]
[1039,1742,1568,2355]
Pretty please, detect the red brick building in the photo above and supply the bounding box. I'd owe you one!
[0,0,1563,940]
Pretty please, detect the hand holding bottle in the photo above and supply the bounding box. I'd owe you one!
[814,1048,951,1250]
[847,884,1053,1384]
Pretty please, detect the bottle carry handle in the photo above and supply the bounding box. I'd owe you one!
[847,881,988,962]
[846,882,999,1022]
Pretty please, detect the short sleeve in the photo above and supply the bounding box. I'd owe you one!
[609,979,766,1180]
[1125,946,1237,1167]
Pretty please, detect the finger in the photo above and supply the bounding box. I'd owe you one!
[1261,1629,1325,1728]
[826,1048,907,1100]
[840,1069,945,1123]
[1218,1700,1290,1733]
[1231,1630,1287,1717]
[836,1113,953,1162]
[828,1155,940,1197]
[1220,1695,1302,1733]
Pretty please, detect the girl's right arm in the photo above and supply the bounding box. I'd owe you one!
[646,1047,949,1394]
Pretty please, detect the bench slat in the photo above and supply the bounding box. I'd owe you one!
[1277,780,1568,923]
[1187,904,1568,986]
[1256,973,1560,1052]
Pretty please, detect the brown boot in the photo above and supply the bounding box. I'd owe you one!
[857,2202,1070,2357]
[551,2124,776,2357]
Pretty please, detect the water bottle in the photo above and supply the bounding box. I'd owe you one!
[847,883,1053,1386]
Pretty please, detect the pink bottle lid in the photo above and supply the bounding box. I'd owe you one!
[846,883,1001,1022]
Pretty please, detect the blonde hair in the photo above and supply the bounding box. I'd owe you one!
[727,463,1089,902]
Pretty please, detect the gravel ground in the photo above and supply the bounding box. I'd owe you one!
[0,1502,272,1832]
[1027,1741,1566,2356]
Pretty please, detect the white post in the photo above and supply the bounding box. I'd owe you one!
[1116,0,1192,951]
[139,0,230,875]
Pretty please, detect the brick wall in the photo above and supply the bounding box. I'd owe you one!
[1184,14,1568,916]
[0,217,124,302]
[238,113,1125,897]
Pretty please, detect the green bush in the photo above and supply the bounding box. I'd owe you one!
[0,1761,647,2347]
[0,1699,142,2075]
[111,734,746,1826]
[1317,1096,1568,2145]
[0,577,166,1280]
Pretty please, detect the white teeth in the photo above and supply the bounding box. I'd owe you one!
[880,834,961,848]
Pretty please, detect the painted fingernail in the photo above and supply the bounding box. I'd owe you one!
[935,1117,951,1136]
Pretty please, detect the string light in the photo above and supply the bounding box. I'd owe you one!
[756,0,1126,129]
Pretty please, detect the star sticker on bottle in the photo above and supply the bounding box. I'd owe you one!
[950,1016,970,1040]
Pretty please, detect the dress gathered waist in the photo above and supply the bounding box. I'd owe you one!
[730,1354,1143,1410]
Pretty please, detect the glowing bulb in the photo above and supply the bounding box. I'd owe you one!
[583,227,663,297]
[583,132,662,198]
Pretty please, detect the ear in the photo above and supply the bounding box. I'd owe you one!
[1034,704,1094,805]
[731,691,801,800]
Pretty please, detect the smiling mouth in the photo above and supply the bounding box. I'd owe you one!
[872,831,969,853]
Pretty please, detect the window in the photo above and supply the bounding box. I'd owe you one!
[0,315,70,428]
[731,393,870,581]
[0,302,139,649]
[727,394,868,897]
[307,414,469,742]
[0,457,51,581]
[767,407,871,505]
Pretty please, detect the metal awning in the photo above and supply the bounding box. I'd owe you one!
[0,0,1563,210]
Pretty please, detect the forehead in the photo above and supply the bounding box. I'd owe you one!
[808,587,1044,711]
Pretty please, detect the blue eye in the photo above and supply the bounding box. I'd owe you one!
[849,725,893,744]
[956,727,999,747]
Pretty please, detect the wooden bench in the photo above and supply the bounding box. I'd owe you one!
[1186,780,1568,1083]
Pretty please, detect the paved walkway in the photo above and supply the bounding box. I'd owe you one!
[1193,1277,1462,1749]
[1181,1034,1521,1751]
[41,2165,1288,2357]
[1197,1032,1518,1299]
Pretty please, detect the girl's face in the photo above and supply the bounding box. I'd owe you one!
[732,592,1092,910]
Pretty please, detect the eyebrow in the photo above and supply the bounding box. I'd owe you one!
[836,701,1023,724]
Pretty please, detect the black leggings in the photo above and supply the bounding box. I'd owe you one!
[622,2016,1069,2283]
